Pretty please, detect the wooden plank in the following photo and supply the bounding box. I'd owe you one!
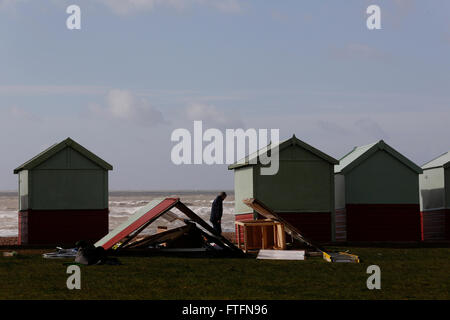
[237,225,241,249]
[243,226,248,253]
[257,249,305,260]
[261,226,267,249]
[124,224,193,249]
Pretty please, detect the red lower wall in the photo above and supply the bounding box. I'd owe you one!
[421,209,447,241]
[18,209,109,246]
[346,204,421,242]
[277,212,331,243]
[447,209,450,240]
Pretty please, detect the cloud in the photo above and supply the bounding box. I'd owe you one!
[95,0,243,15]
[91,89,167,127]
[185,102,244,128]
[8,106,40,121]
[316,120,352,136]
[0,106,40,123]
[354,117,388,139]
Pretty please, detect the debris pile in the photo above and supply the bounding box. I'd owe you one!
[243,198,359,263]
[94,198,242,256]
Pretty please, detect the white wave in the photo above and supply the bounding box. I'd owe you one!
[0,229,17,237]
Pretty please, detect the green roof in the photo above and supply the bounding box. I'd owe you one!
[422,151,450,170]
[334,140,422,174]
[228,134,338,170]
[14,137,113,174]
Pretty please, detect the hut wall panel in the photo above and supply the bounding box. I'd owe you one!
[234,167,254,215]
[419,167,445,211]
[346,204,421,241]
[19,170,29,211]
[235,213,255,244]
[68,148,104,170]
[18,209,109,245]
[345,150,420,205]
[421,209,446,240]
[334,174,346,210]
[255,160,333,212]
[277,212,331,242]
[30,170,107,210]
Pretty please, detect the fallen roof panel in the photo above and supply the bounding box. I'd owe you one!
[95,198,179,250]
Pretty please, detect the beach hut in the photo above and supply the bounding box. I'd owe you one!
[419,152,450,240]
[228,135,338,243]
[14,137,113,245]
[334,140,423,242]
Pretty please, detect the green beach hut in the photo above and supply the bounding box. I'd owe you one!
[420,151,450,240]
[14,137,113,245]
[334,140,423,242]
[228,135,338,243]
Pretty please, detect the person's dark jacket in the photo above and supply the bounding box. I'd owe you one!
[210,196,223,222]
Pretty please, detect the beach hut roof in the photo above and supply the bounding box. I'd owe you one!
[13,137,113,174]
[422,151,450,170]
[334,140,422,174]
[228,134,338,170]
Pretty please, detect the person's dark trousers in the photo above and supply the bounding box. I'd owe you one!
[211,220,222,235]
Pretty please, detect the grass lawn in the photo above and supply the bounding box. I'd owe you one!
[0,247,449,300]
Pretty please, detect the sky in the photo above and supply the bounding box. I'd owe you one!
[0,0,449,191]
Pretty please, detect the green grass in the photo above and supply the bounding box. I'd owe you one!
[0,247,449,299]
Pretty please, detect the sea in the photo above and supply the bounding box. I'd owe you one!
[0,191,236,238]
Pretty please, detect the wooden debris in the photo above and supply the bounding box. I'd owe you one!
[235,219,286,253]
[257,249,305,260]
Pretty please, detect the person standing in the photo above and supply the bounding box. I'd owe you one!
[210,192,227,235]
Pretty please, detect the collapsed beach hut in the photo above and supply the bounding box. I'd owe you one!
[228,135,339,243]
[243,198,359,263]
[334,140,423,242]
[14,137,112,245]
[94,197,241,255]
[420,152,450,240]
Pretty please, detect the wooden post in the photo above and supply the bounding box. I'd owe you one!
[237,225,241,249]
[243,226,248,253]
[273,224,277,249]
[261,226,267,249]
